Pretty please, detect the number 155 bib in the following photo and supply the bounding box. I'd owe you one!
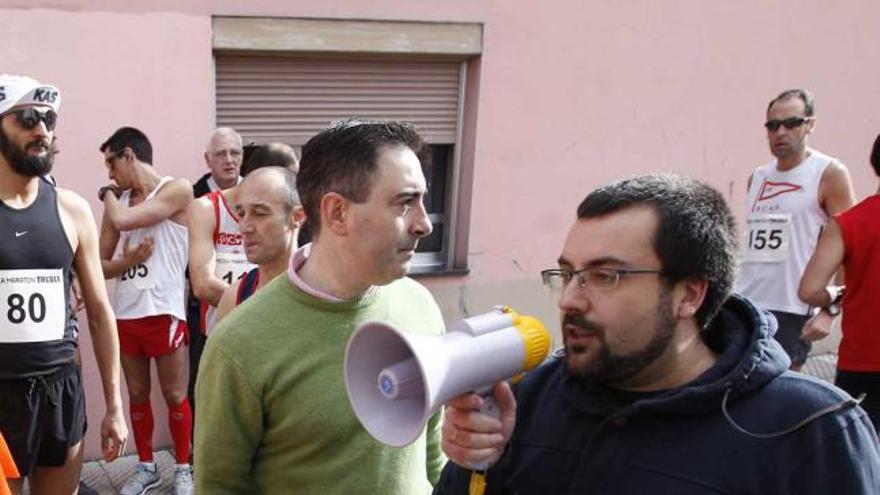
[742,213,792,263]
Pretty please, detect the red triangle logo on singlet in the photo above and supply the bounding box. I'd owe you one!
[756,180,802,203]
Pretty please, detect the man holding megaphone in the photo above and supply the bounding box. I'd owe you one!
[195,120,446,494]
[435,175,880,494]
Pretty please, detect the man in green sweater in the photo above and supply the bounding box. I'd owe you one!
[195,120,446,494]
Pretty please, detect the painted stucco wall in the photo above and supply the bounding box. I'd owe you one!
[2,1,879,459]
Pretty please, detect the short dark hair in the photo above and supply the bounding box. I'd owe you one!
[576,174,738,328]
[297,119,424,236]
[767,88,815,117]
[100,127,153,165]
[871,133,880,177]
[242,143,299,177]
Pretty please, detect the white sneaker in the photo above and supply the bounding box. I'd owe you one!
[120,463,161,495]
[173,465,194,495]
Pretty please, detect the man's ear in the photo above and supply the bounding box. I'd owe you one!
[122,147,135,164]
[675,277,708,320]
[320,193,349,236]
[289,205,306,229]
[203,151,211,168]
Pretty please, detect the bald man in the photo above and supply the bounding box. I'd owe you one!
[215,167,303,322]
[186,139,297,426]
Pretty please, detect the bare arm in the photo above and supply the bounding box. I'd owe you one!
[818,162,855,285]
[59,190,128,461]
[102,178,193,232]
[798,219,845,306]
[99,210,152,280]
[214,284,237,324]
[188,197,227,306]
[820,161,857,217]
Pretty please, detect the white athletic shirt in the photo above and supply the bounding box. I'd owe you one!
[201,191,254,334]
[736,150,833,314]
[209,190,254,285]
[113,177,188,320]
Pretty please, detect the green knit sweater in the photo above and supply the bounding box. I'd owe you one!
[194,275,446,494]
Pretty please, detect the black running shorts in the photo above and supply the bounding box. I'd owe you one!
[0,363,86,475]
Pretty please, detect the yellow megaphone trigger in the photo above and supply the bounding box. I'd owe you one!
[509,372,526,385]
[469,471,487,495]
[513,315,551,370]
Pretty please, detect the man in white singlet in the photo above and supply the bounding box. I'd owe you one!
[97,127,194,495]
[737,89,856,370]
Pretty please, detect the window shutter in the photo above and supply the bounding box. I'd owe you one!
[216,56,461,146]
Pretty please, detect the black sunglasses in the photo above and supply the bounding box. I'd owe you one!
[764,116,811,132]
[7,107,58,131]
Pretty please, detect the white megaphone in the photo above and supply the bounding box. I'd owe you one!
[344,305,551,450]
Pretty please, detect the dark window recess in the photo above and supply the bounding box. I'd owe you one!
[417,144,451,254]
[417,223,444,253]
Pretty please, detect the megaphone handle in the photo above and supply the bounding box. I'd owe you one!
[470,393,501,472]
[469,397,494,494]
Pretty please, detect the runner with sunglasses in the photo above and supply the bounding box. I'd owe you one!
[737,88,856,371]
[0,74,128,494]
[98,127,194,495]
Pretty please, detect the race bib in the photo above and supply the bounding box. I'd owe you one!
[0,269,66,343]
[117,262,155,290]
[215,254,253,285]
[742,213,791,263]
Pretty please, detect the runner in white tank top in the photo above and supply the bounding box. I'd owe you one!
[738,151,831,315]
[97,127,196,493]
[736,89,856,369]
[200,190,255,332]
[114,177,188,320]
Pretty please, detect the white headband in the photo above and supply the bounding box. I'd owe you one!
[0,74,61,115]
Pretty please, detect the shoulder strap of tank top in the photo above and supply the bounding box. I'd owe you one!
[236,269,260,305]
[144,176,174,201]
[217,190,239,222]
[208,191,221,241]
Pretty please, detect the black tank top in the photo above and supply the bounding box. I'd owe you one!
[0,179,77,379]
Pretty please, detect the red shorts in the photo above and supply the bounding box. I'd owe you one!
[117,315,189,358]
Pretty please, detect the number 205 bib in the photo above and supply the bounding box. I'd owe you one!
[742,213,792,263]
[0,268,66,343]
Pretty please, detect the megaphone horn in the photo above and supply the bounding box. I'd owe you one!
[344,306,551,448]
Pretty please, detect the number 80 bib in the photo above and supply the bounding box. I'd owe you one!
[0,268,66,343]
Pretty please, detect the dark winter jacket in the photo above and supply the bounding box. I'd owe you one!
[434,294,880,494]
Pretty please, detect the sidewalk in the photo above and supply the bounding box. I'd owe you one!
[80,449,178,495]
[69,351,841,495]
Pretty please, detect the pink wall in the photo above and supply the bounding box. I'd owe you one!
[3,1,880,459]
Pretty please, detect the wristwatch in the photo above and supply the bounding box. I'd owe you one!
[822,286,845,317]
[98,185,119,201]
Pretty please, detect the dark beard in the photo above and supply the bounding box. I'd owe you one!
[564,289,676,385]
[0,126,54,177]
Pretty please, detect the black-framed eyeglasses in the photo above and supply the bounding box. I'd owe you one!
[540,267,662,290]
[764,116,812,132]
[7,107,58,131]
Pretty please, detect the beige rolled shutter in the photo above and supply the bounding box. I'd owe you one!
[215,55,461,146]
